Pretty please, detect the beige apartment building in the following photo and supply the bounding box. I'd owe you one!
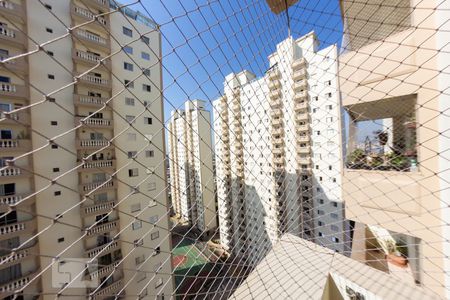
[213,32,348,264]
[339,0,449,298]
[0,0,173,299]
[168,100,217,236]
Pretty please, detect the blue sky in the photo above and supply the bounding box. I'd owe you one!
[119,0,344,121]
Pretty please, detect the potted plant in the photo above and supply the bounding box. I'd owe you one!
[386,239,408,267]
[386,152,410,171]
[347,148,366,169]
[404,114,416,129]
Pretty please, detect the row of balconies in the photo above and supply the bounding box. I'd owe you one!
[86,219,118,236]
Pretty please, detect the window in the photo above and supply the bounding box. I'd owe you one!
[134,239,143,246]
[47,50,54,56]
[316,131,320,135]
[317,210,324,215]
[124,62,134,71]
[331,201,338,207]
[326,80,331,86]
[141,36,150,45]
[130,203,141,212]
[327,93,332,98]
[124,80,134,88]
[331,225,339,232]
[46,27,53,33]
[332,237,340,243]
[44,3,52,9]
[135,255,145,265]
[123,26,132,37]
[155,278,163,288]
[51,121,57,125]
[141,52,150,60]
[331,213,338,219]
[326,105,332,110]
[53,168,59,172]
[48,74,55,79]
[125,97,135,106]
[127,151,137,158]
[54,191,61,196]
[123,46,133,54]
[318,221,324,226]
[326,117,333,123]
[145,150,154,157]
[149,215,158,224]
[143,84,151,92]
[58,237,64,243]
[151,231,159,240]
[132,221,142,230]
[128,168,139,177]
[153,246,160,256]
[318,232,324,237]
[143,68,150,76]
[144,117,152,125]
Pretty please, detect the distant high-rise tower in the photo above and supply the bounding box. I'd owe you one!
[213,32,348,265]
[168,100,217,236]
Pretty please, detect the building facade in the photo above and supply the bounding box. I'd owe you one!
[213,32,348,265]
[339,0,449,297]
[0,0,173,299]
[168,100,217,236]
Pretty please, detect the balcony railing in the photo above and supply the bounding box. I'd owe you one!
[0,55,27,74]
[88,0,109,10]
[74,94,110,107]
[294,90,308,101]
[0,194,25,206]
[0,167,23,177]
[81,160,115,170]
[88,261,120,280]
[294,102,308,111]
[297,146,310,154]
[270,97,282,108]
[85,241,120,259]
[0,139,31,150]
[269,80,281,90]
[0,270,38,295]
[293,80,308,91]
[74,29,109,49]
[292,58,306,70]
[90,279,123,300]
[0,26,25,47]
[0,243,37,267]
[267,68,280,79]
[0,83,28,98]
[72,4,108,27]
[86,219,118,236]
[82,200,115,216]
[0,111,30,125]
[293,68,307,80]
[0,0,24,20]
[0,219,35,238]
[78,74,111,89]
[73,49,109,67]
[296,124,309,132]
[80,179,115,193]
[269,90,281,99]
[298,135,310,142]
[76,117,112,128]
[76,139,111,149]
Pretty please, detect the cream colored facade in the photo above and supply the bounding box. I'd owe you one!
[213,33,348,265]
[0,0,173,299]
[168,100,217,235]
[340,0,449,297]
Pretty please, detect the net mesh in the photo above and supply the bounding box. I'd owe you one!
[0,0,449,299]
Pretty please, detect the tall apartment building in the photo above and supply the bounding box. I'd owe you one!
[213,32,348,265]
[168,100,217,236]
[0,1,173,299]
[339,0,449,297]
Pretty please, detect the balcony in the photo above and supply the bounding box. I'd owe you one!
[268,80,281,90]
[272,118,283,126]
[0,83,28,99]
[271,108,282,117]
[293,80,308,91]
[86,219,119,236]
[270,97,282,108]
[269,89,281,100]
[292,58,306,70]
[294,101,308,111]
[0,270,38,296]
[85,0,110,10]
[293,68,307,80]
[267,68,280,80]
[0,26,26,48]
[71,3,109,29]
[74,94,110,108]
[273,148,284,155]
[296,124,309,132]
[297,146,310,154]
[81,159,115,172]
[0,167,29,178]
[73,29,110,51]
[0,193,30,207]
[76,116,113,128]
[294,90,308,102]
[0,139,30,152]
[85,240,120,259]
[90,279,123,300]
[295,112,309,122]
[0,111,30,125]
[78,74,111,90]
[0,219,36,240]
[271,127,283,136]
[79,179,115,194]
[0,1,25,22]
[297,135,310,143]
[0,56,27,75]
[297,157,311,165]
[88,261,120,280]
[273,137,283,146]
[273,156,285,164]
[76,139,111,150]
[72,48,110,68]
[0,243,37,268]
[81,200,115,216]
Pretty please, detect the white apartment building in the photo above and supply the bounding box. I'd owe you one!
[0,1,172,299]
[213,32,348,265]
[168,100,217,236]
